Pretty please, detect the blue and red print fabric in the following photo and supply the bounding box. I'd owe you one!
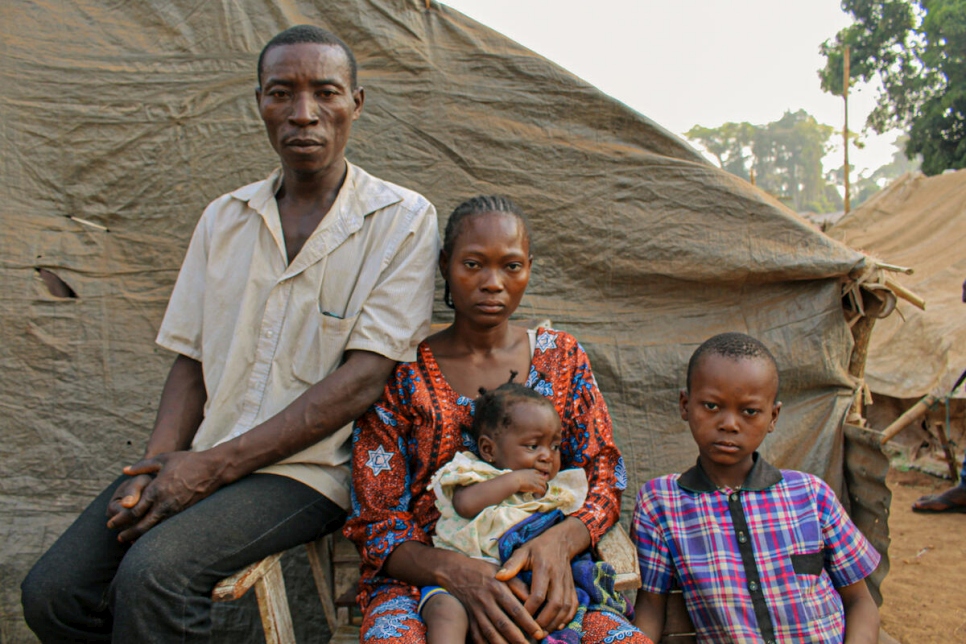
[344,329,643,643]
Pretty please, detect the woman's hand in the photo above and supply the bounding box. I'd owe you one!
[495,517,590,634]
[386,541,546,644]
[444,556,547,644]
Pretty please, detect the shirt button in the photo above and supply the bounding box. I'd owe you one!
[266,330,274,338]
[749,581,759,591]
[738,532,748,543]
[730,493,739,502]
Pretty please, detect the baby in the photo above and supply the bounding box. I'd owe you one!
[422,379,588,643]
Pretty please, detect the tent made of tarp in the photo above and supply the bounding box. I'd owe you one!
[0,1,889,640]
[830,170,966,400]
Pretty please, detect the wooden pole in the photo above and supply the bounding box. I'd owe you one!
[847,288,884,425]
[843,45,851,214]
[880,395,937,444]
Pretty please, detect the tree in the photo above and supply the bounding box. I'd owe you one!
[685,110,839,213]
[840,134,923,206]
[684,122,755,180]
[754,110,837,213]
[819,0,966,175]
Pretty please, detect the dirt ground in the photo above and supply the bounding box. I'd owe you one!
[880,468,966,643]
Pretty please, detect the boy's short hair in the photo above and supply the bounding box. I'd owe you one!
[470,378,556,440]
[686,332,780,400]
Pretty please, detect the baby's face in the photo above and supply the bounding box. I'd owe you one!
[490,402,562,480]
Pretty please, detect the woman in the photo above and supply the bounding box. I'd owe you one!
[345,196,650,644]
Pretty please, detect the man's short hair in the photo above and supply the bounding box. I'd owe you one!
[686,332,780,400]
[257,25,358,89]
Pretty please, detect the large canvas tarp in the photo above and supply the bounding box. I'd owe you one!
[1,0,873,640]
[830,171,966,399]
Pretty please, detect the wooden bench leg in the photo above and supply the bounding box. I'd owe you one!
[305,535,340,631]
[253,557,296,644]
[212,552,296,644]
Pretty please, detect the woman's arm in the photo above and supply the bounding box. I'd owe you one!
[452,470,548,519]
[559,338,623,543]
[838,580,879,644]
[343,371,434,578]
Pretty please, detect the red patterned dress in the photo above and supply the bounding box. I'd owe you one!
[344,328,649,643]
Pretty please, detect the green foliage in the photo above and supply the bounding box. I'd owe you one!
[685,110,840,213]
[684,122,756,180]
[819,0,966,174]
[852,134,923,206]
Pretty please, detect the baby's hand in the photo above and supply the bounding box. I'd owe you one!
[514,469,550,496]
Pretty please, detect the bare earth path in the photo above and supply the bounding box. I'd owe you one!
[880,469,966,643]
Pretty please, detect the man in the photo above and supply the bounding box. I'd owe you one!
[21,25,438,641]
[911,277,966,513]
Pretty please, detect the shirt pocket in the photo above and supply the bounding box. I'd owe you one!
[291,311,359,385]
[791,551,824,576]
[788,549,841,625]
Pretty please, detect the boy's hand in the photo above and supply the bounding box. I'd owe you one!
[514,469,549,496]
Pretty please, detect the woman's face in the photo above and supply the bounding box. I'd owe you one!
[442,211,532,326]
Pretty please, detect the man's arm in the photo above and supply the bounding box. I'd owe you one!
[106,354,206,535]
[117,350,394,542]
[839,580,879,644]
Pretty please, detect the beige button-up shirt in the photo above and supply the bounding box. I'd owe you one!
[156,162,438,508]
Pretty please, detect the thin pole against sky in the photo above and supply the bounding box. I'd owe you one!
[843,45,851,214]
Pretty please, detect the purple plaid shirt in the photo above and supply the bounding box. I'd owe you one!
[632,455,880,643]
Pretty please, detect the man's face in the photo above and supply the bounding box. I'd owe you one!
[256,43,363,177]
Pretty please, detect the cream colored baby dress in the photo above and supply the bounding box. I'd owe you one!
[430,451,588,562]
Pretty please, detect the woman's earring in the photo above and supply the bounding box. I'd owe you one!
[443,282,454,309]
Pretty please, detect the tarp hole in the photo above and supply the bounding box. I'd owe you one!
[36,268,78,299]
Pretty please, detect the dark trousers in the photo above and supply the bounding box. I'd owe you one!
[21,473,346,643]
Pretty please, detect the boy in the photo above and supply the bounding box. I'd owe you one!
[632,332,880,643]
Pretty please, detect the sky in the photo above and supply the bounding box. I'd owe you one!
[440,0,903,177]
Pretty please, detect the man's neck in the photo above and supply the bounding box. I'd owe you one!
[277,159,348,205]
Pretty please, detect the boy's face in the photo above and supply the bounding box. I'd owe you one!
[479,402,562,481]
[680,353,781,488]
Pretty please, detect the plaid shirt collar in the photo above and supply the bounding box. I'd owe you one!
[677,452,783,493]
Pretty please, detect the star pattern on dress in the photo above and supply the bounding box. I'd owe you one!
[366,444,395,477]
[535,330,558,353]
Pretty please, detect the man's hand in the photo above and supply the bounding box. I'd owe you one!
[109,451,223,543]
[496,519,588,635]
[105,474,154,531]
[513,469,549,496]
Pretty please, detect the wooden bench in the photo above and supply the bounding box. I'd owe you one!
[212,524,642,643]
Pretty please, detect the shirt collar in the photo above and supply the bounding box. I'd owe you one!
[230,161,402,221]
[677,452,783,493]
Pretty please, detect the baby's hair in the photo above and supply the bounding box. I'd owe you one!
[687,332,781,400]
[442,195,532,309]
[470,371,556,440]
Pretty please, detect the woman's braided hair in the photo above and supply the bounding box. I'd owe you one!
[442,195,532,309]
